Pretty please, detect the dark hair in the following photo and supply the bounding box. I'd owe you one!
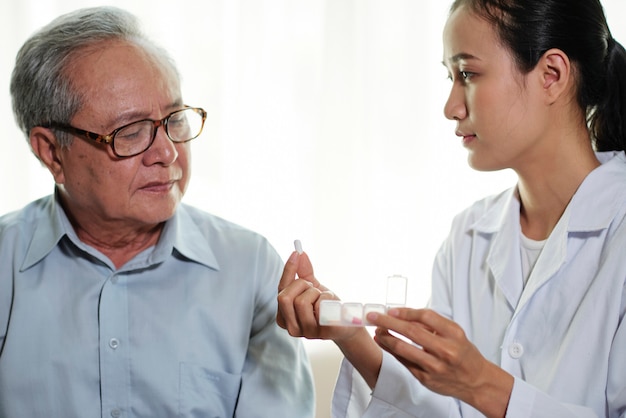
[10,6,178,148]
[450,0,626,152]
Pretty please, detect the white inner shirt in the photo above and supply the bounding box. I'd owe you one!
[520,232,547,285]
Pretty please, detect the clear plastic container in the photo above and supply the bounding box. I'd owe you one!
[318,274,407,327]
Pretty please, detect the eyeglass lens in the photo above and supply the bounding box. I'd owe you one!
[114,108,204,157]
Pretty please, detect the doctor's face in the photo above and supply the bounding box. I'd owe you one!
[442,6,549,172]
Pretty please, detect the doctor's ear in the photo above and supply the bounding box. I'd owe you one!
[538,48,573,105]
[29,126,66,185]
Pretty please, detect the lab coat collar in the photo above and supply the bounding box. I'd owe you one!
[468,151,626,312]
[472,151,626,236]
[567,151,626,232]
[477,190,525,310]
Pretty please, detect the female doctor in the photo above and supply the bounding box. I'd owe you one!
[277,0,626,416]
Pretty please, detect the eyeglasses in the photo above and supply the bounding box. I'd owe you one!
[43,106,207,158]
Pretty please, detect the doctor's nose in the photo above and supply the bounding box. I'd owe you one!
[444,86,467,121]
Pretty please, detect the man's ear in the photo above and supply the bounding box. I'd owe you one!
[29,127,66,184]
[538,48,572,105]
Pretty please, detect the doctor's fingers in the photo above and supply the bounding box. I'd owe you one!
[279,251,300,292]
[277,280,322,337]
[279,251,320,293]
[374,327,436,373]
[370,311,455,359]
[374,323,493,401]
[386,308,459,338]
[372,316,439,356]
[374,329,462,398]
[374,312,474,372]
[294,251,317,283]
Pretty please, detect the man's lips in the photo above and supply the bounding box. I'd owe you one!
[139,180,177,192]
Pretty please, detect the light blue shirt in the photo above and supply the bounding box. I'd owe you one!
[333,151,626,417]
[0,194,314,418]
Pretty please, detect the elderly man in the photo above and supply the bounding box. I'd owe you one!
[0,6,314,417]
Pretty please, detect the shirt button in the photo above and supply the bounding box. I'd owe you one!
[111,409,121,418]
[109,338,120,349]
[508,342,524,359]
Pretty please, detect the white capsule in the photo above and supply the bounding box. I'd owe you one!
[294,239,303,254]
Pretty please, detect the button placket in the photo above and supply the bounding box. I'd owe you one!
[99,273,130,416]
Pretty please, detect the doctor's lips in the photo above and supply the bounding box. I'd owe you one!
[456,130,476,145]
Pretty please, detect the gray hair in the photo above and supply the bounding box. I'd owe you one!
[10,6,179,147]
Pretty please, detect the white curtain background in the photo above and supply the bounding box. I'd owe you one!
[2,0,626,375]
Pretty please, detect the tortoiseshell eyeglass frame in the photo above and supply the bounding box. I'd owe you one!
[41,106,207,158]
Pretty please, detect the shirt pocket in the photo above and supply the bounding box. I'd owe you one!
[179,362,242,418]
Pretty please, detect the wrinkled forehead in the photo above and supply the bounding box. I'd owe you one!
[64,39,184,126]
[65,38,180,87]
[69,39,181,98]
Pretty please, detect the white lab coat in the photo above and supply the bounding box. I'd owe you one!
[332,151,626,418]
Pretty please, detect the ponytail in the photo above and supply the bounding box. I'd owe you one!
[590,38,626,152]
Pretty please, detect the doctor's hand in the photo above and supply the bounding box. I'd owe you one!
[276,250,360,342]
[368,308,514,418]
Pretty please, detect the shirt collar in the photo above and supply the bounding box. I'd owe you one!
[157,204,219,270]
[21,194,219,272]
[20,194,66,271]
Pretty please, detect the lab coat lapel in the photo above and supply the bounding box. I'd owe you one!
[513,152,622,312]
[481,190,525,311]
[516,207,570,312]
[476,153,623,316]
